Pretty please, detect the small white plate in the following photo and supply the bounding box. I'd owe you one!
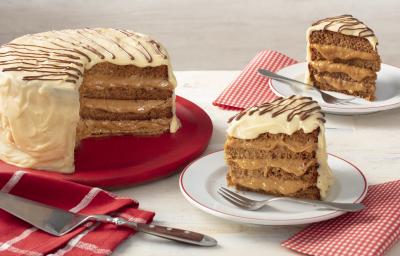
[179,150,367,225]
[269,62,400,115]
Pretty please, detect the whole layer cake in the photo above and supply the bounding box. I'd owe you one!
[224,96,333,200]
[0,28,179,173]
[306,15,381,101]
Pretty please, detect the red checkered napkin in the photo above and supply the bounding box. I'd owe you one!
[0,171,154,256]
[283,180,400,256]
[213,50,298,110]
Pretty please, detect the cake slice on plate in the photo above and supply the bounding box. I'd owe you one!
[224,96,333,200]
[306,14,381,101]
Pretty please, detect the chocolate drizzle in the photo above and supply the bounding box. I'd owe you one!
[149,40,168,59]
[86,29,135,60]
[115,29,154,62]
[312,14,375,38]
[0,28,171,84]
[76,30,116,59]
[228,96,325,123]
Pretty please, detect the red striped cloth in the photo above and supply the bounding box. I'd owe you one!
[283,180,400,256]
[213,50,298,110]
[0,171,154,256]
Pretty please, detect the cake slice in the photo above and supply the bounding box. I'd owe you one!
[224,96,333,200]
[306,15,381,101]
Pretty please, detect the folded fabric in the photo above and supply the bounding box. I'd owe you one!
[0,171,154,256]
[213,50,298,110]
[283,180,400,256]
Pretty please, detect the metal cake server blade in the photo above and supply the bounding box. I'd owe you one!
[0,191,217,247]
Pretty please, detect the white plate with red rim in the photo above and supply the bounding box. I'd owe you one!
[269,62,400,115]
[179,150,368,225]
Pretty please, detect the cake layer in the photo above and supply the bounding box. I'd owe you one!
[226,158,318,176]
[80,63,173,100]
[80,98,172,120]
[310,68,375,90]
[309,44,380,62]
[227,168,320,199]
[309,61,376,82]
[230,180,320,200]
[225,146,316,161]
[77,118,171,139]
[225,129,318,154]
[228,164,319,180]
[309,30,376,53]
[309,47,380,72]
[81,87,173,100]
[311,73,375,100]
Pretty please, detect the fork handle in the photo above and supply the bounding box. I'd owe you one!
[277,198,365,212]
[258,68,313,87]
[89,215,217,247]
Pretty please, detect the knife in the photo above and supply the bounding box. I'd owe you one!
[0,191,217,247]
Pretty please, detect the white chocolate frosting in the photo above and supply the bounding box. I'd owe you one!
[0,28,178,173]
[227,96,333,199]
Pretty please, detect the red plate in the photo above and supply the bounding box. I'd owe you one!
[0,96,213,188]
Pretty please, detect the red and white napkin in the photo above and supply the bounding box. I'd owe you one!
[0,171,154,256]
[213,50,298,110]
[283,180,400,256]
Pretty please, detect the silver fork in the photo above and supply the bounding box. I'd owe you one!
[258,68,356,105]
[218,187,365,212]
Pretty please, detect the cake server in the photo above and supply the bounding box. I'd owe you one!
[0,191,217,247]
[258,68,356,105]
[218,187,365,212]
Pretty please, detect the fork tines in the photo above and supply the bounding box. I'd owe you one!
[217,187,253,209]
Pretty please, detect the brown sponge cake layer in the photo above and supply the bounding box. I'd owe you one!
[225,146,316,161]
[225,129,319,153]
[77,118,171,139]
[82,87,173,100]
[80,63,173,100]
[227,161,319,179]
[84,62,169,79]
[309,30,376,53]
[312,79,375,101]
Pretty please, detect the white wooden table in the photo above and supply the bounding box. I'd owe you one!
[113,71,400,255]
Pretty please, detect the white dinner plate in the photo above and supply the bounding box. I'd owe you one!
[269,62,400,115]
[179,150,367,225]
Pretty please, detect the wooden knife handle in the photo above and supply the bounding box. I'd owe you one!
[90,215,217,247]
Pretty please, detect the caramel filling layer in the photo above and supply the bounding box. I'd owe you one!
[314,74,371,92]
[310,44,379,61]
[226,137,317,153]
[229,176,311,195]
[81,98,172,114]
[310,61,375,81]
[230,159,317,176]
[82,75,173,91]
[77,118,171,139]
